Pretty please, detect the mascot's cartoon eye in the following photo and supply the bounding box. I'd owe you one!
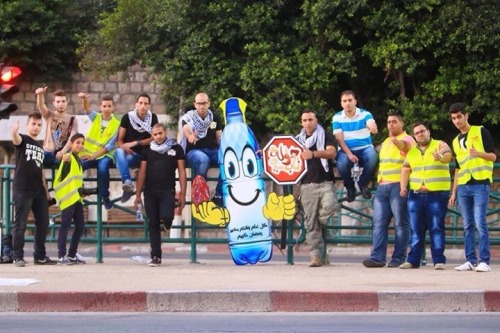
[224,149,240,180]
[242,146,257,177]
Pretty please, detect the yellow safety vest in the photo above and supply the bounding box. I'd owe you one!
[406,139,451,191]
[54,154,83,210]
[453,125,493,185]
[377,132,412,183]
[80,113,120,161]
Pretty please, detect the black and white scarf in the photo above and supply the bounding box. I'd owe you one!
[181,109,213,139]
[128,110,153,133]
[150,138,176,154]
[296,124,329,172]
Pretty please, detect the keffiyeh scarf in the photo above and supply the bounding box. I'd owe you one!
[150,138,176,154]
[179,109,214,151]
[128,110,153,133]
[296,124,329,172]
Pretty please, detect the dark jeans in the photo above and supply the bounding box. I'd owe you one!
[58,201,85,258]
[81,156,114,198]
[43,151,61,168]
[144,188,176,259]
[12,190,49,261]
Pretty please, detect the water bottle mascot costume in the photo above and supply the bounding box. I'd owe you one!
[191,97,296,265]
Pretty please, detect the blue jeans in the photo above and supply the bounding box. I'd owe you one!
[336,147,378,188]
[81,156,114,199]
[457,184,490,265]
[186,148,222,197]
[113,148,141,183]
[370,183,410,264]
[406,191,448,266]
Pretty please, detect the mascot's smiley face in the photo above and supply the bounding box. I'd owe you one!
[222,145,263,206]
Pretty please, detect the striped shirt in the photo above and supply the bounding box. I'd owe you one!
[332,107,375,151]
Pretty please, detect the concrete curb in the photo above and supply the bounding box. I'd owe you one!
[1,291,499,312]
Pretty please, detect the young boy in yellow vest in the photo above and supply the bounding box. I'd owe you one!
[78,93,120,210]
[449,103,496,273]
[53,133,87,265]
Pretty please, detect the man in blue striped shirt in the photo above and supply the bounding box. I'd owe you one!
[332,90,378,202]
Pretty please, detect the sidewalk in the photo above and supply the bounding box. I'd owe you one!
[0,243,499,312]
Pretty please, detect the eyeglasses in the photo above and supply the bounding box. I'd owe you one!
[413,129,428,136]
[195,101,209,106]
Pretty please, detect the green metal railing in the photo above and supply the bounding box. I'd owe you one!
[1,163,499,264]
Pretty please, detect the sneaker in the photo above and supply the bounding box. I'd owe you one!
[148,257,161,267]
[34,256,57,265]
[434,263,445,270]
[13,259,26,267]
[362,258,386,268]
[399,262,418,269]
[68,253,86,264]
[475,262,491,272]
[360,186,372,199]
[387,261,402,268]
[57,256,73,265]
[454,261,475,271]
[211,196,223,207]
[346,187,356,202]
[122,180,135,192]
[120,191,133,203]
[103,197,114,210]
[309,256,323,267]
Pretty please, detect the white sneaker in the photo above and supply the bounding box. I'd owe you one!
[434,263,445,270]
[455,261,475,271]
[475,262,491,272]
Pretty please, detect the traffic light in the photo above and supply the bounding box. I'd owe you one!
[0,64,22,120]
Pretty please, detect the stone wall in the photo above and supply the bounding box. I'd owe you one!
[11,65,166,117]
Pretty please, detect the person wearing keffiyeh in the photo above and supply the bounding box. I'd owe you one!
[134,123,187,267]
[181,92,224,204]
[114,93,159,203]
[296,109,339,268]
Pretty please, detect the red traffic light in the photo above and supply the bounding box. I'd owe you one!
[1,66,22,83]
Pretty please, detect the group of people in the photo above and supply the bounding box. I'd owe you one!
[296,91,495,272]
[10,89,217,267]
[9,88,496,271]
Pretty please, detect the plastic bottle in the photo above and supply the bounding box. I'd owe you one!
[136,204,143,221]
[218,97,272,265]
[352,162,360,182]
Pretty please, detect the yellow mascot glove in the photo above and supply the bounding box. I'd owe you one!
[263,192,296,221]
[191,201,230,227]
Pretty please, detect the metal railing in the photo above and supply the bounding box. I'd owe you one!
[1,163,499,264]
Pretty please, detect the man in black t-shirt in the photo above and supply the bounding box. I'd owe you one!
[296,109,340,267]
[114,93,159,203]
[181,92,223,204]
[134,123,187,267]
[10,112,57,267]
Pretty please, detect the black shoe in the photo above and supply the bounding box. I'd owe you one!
[387,261,402,268]
[161,218,173,232]
[148,257,161,267]
[211,195,223,207]
[34,256,57,265]
[360,186,372,199]
[346,187,356,202]
[362,258,386,268]
[67,254,86,264]
[103,197,114,210]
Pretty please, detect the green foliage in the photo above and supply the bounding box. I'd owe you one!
[0,0,114,81]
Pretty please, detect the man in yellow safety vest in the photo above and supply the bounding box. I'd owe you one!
[78,93,120,210]
[449,103,496,273]
[399,122,452,270]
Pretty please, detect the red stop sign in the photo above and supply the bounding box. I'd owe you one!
[262,135,307,185]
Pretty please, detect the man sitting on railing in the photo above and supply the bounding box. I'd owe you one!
[114,93,158,203]
[78,93,120,210]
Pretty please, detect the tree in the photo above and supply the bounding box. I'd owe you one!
[0,0,115,81]
[79,0,499,142]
